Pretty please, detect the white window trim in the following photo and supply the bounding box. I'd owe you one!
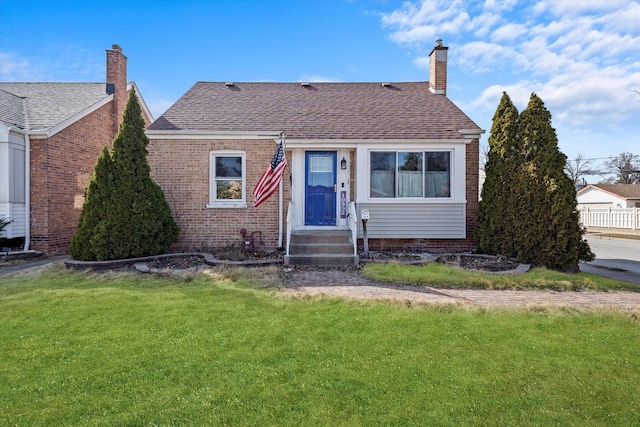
[367,149,455,201]
[207,150,247,208]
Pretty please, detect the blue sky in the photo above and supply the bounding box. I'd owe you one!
[1,0,639,176]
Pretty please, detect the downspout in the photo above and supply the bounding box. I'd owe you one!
[23,133,30,251]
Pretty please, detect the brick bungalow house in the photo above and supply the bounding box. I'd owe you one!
[0,45,152,254]
[146,40,484,265]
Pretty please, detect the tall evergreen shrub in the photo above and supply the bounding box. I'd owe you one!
[478,92,593,271]
[70,90,178,261]
[514,93,593,270]
[69,147,116,260]
[477,92,520,256]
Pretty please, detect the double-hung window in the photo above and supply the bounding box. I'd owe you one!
[209,151,246,207]
[370,151,451,198]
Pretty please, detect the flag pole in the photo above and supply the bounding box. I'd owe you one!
[277,131,285,248]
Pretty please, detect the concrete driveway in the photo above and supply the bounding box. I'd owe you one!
[581,235,640,285]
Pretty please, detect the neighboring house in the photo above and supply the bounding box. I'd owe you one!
[0,45,152,254]
[577,184,640,209]
[146,40,484,256]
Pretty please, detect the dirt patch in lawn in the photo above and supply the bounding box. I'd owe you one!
[436,254,520,272]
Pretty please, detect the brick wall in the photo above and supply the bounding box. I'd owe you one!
[465,138,480,249]
[106,45,127,134]
[429,44,448,95]
[30,88,150,255]
[358,237,476,252]
[148,138,291,250]
[30,102,116,254]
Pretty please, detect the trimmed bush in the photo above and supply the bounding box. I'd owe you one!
[70,90,178,261]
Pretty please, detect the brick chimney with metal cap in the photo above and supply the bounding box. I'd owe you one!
[106,44,127,135]
[429,39,448,95]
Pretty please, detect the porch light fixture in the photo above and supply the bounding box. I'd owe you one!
[341,157,347,170]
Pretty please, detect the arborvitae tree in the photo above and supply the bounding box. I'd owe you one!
[70,147,116,260]
[514,93,593,270]
[70,90,178,260]
[477,92,520,256]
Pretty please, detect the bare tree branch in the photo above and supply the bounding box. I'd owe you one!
[564,153,603,187]
[479,141,490,170]
[605,152,640,184]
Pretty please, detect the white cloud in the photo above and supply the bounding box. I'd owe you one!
[0,47,102,82]
[469,11,501,37]
[603,1,640,34]
[379,0,640,158]
[413,56,430,70]
[482,0,518,13]
[469,81,538,112]
[491,23,527,42]
[146,99,175,120]
[382,0,472,45]
[536,0,631,17]
[389,25,439,45]
[455,41,519,73]
[0,51,42,81]
[382,0,463,29]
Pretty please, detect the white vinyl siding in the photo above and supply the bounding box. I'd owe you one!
[576,188,635,209]
[355,142,468,239]
[0,129,26,239]
[11,147,25,202]
[356,202,465,238]
[0,203,25,239]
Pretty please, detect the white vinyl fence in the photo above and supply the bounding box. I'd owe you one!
[579,207,640,230]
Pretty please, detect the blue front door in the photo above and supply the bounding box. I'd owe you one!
[305,151,337,225]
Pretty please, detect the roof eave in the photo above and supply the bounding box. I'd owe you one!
[128,82,154,123]
[458,128,485,139]
[578,184,631,201]
[145,129,282,140]
[28,94,113,139]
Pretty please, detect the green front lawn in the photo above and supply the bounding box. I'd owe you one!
[1,267,639,426]
[362,262,638,291]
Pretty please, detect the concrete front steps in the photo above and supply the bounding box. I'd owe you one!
[285,230,359,266]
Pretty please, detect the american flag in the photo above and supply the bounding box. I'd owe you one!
[253,140,288,208]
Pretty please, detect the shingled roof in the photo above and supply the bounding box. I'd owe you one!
[0,89,26,129]
[580,184,640,199]
[148,82,481,140]
[0,82,112,131]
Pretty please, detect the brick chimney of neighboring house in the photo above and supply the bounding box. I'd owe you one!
[106,44,127,135]
[429,39,448,95]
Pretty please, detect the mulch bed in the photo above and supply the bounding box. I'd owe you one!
[146,246,283,269]
[144,248,520,273]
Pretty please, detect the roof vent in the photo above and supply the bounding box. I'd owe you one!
[381,83,392,87]
[225,82,235,87]
[300,82,310,87]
